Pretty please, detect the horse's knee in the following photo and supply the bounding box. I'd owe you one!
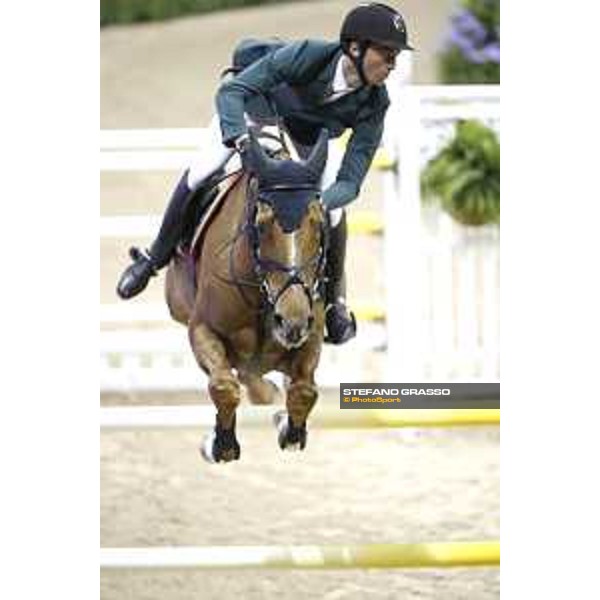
[210,372,240,403]
[289,381,317,403]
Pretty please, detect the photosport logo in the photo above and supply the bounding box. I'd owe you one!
[339,383,500,409]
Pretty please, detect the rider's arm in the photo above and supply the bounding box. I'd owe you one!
[322,104,388,210]
[216,40,330,147]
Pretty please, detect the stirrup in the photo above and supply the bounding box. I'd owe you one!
[128,246,156,271]
[116,247,158,300]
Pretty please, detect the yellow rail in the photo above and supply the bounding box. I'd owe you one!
[347,210,385,235]
[101,540,499,570]
[312,408,500,429]
[100,406,500,431]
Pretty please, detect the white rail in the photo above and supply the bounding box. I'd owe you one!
[100,323,386,393]
[99,210,384,239]
[100,85,500,388]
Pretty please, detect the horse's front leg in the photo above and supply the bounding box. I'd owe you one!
[275,379,317,451]
[189,321,241,463]
[275,349,320,452]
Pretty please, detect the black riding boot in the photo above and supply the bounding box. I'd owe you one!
[324,212,357,344]
[116,170,212,300]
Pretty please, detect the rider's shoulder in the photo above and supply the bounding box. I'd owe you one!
[279,39,340,60]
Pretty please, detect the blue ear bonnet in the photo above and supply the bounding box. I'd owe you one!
[256,159,321,233]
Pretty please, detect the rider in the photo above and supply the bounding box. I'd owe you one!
[116,2,413,344]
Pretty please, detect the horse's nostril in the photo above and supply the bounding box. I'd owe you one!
[274,313,284,327]
[289,325,304,343]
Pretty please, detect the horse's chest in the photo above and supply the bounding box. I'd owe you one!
[227,327,290,372]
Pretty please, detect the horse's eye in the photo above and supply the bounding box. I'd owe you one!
[256,220,271,235]
[256,203,274,226]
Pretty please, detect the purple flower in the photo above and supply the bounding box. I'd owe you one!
[452,9,487,44]
[442,8,500,65]
[481,42,500,62]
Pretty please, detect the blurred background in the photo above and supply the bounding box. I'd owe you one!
[100,2,500,598]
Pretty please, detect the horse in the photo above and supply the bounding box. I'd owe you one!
[165,128,329,463]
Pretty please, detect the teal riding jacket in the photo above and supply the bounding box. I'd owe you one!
[216,40,390,210]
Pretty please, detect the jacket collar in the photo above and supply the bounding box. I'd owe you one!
[316,46,371,102]
[314,46,344,96]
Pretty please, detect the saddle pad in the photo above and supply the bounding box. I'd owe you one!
[190,170,245,260]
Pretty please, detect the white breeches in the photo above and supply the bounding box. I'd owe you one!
[186,115,345,227]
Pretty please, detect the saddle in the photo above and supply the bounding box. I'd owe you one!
[175,171,244,291]
[176,127,290,291]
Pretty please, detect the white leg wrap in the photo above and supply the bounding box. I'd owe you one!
[199,430,217,464]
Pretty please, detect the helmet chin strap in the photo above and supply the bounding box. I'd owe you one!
[349,41,370,86]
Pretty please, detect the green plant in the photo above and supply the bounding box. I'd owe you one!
[420,120,500,226]
[101,0,300,26]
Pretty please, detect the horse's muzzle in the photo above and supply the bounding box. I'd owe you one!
[273,313,312,349]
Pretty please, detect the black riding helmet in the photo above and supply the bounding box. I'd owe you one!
[340,3,414,85]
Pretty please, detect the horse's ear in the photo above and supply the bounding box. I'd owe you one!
[304,129,329,178]
[307,200,325,225]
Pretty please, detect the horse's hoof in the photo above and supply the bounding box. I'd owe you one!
[274,410,307,451]
[218,447,241,462]
[199,430,241,463]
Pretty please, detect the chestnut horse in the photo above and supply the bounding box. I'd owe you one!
[165,129,329,463]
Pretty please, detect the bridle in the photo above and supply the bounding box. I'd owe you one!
[245,180,329,315]
[213,125,329,337]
